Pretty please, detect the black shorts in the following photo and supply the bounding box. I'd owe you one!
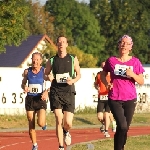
[25,94,47,111]
[49,91,75,113]
[97,98,110,113]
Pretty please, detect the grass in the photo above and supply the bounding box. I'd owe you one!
[0,107,150,129]
[1,107,150,150]
[71,135,150,150]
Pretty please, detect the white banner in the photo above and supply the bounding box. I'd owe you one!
[135,67,150,113]
[0,67,150,114]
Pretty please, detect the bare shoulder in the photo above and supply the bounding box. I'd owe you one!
[22,69,28,77]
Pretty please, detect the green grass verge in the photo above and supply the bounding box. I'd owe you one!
[0,107,150,129]
[71,135,150,150]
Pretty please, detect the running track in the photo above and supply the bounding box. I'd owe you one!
[0,126,150,150]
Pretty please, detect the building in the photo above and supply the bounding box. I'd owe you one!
[0,35,56,68]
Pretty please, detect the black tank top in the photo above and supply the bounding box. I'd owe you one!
[51,54,75,93]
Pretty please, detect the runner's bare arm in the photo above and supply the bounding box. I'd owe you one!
[101,71,112,90]
[21,69,28,90]
[72,56,81,83]
[45,59,54,82]
[44,68,49,81]
[100,71,109,87]
[45,59,52,75]
[94,75,99,90]
[43,69,51,92]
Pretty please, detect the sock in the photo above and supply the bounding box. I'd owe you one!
[59,145,64,148]
[33,143,37,146]
[63,128,68,134]
[113,120,116,124]
[101,124,104,129]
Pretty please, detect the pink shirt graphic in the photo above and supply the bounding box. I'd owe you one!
[103,56,145,101]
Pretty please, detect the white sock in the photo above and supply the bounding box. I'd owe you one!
[113,121,116,124]
[33,143,37,146]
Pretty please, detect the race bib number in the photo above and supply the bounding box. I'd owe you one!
[56,72,70,83]
[100,95,108,100]
[29,84,42,93]
[114,64,133,78]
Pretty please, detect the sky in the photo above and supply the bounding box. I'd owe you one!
[34,0,90,5]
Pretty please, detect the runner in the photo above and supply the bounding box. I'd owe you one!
[45,36,81,150]
[95,62,116,138]
[101,35,145,150]
[21,52,49,150]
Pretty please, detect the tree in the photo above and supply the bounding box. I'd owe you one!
[45,0,105,64]
[67,46,98,67]
[24,0,55,40]
[90,0,150,63]
[41,41,57,67]
[41,44,98,67]
[0,0,29,53]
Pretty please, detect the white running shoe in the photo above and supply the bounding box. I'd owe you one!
[64,132,71,146]
[59,148,64,150]
[104,132,110,138]
[112,121,116,132]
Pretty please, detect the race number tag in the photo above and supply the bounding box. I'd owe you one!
[114,64,133,78]
[56,72,70,83]
[29,84,42,93]
[100,95,108,100]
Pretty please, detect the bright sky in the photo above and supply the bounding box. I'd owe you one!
[34,0,90,5]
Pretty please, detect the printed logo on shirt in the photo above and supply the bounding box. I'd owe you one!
[114,64,133,78]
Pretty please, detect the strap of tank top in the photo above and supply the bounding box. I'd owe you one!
[50,56,55,76]
[70,54,75,77]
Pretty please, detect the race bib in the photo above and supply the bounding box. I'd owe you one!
[114,64,133,78]
[29,84,42,93]
[100,95,108,100]
[56,72,70,83]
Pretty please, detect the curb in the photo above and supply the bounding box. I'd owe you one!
[0,123,149,132]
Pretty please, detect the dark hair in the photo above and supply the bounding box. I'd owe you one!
[32,52,42,59]
[56,35,68,43]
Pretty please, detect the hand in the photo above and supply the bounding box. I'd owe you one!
[48,73,54,82]
[97,87,100,92]
[126,67,134,78]
[24,86,29,93]
[106,83,113,90]
[41,90,48,101]
[66,77,74,85]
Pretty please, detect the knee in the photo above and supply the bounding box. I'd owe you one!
[64,121,72,129]
[56,117,63,126]
[28,119,35,128]
[27,116,33,122]
[104,112,110,118]
[97,113,103,121]
[119,124,128,131]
